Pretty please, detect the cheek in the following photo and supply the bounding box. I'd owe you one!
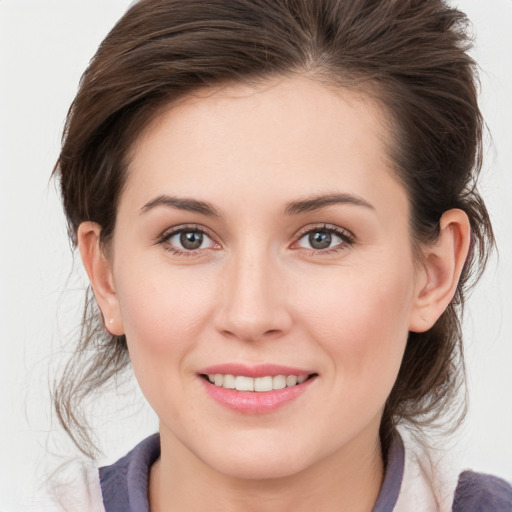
[113,259,216,372]
[295,258,415,387]
[112,262,221,426]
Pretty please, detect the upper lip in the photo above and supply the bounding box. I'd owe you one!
[198,363,314,378]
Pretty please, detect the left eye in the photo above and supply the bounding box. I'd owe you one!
[166,229,216,251]
[296,229,346,250]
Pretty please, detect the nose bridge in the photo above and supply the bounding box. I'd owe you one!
[216,241,291,341]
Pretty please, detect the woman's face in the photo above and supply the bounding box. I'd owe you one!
[107,76,425,479]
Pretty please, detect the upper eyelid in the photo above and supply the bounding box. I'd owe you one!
[159,224,217,242]
[294,223,355,241]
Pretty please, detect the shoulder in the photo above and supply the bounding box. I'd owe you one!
[392,429,512,512]
[99,433,160,512]
[29,459,104,512]
[452,471,512,512]
[30,434,160,512]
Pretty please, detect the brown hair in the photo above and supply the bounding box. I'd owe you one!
[53,0,494,459]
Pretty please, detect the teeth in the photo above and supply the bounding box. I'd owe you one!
[255,376,273,392]
[207,373,311,392]
[286,375,297,386]
[273,375,286,390]
[223,374,236,389]
[235,375,254,391]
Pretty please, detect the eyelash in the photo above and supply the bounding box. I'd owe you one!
[157,224,219,257]
[293,224,355,255]
[156,223,355,257]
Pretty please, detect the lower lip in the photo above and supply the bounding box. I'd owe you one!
[201,376,316,414]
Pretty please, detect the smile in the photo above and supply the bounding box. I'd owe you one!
[198,365,318,413]
[206,374,309,392]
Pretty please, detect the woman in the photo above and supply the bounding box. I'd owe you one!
[47,0,511,510]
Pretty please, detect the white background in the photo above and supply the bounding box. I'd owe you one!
[0,1,511,510]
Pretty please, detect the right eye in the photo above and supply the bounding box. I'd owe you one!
[159,226,219,255]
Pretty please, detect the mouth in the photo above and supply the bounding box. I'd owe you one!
[200,373,317,392]
[198,364,318,413]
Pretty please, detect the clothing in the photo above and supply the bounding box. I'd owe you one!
[37,431,512,511]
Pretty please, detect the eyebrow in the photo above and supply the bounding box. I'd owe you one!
[140,192,373,217]
[284,193,374,215]
[140,195,221,217]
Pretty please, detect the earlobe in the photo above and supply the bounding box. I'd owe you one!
[409,209,471,333]
[77,222,125,336]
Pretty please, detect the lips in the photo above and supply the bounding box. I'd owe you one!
[198,364,317,413]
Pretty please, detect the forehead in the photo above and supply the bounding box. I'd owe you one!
[123,76,406,217]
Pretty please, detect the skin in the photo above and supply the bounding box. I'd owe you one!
[79,76,470,512]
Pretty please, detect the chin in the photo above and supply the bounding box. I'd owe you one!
[197,437,317,481]
[209,454,309,481]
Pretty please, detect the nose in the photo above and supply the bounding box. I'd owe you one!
[214,248,293,343]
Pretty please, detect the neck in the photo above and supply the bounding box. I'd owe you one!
[149,423,384,512]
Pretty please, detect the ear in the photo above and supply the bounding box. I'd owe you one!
[409,209,471,333]
[77,222,125,336]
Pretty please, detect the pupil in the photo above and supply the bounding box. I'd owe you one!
[180,231,203,250]
[309,231,331,249]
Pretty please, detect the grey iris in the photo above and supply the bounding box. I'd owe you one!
[180,231,203,250]
[309,231,331,249]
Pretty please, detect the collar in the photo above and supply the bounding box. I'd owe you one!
[99,432,405,512]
